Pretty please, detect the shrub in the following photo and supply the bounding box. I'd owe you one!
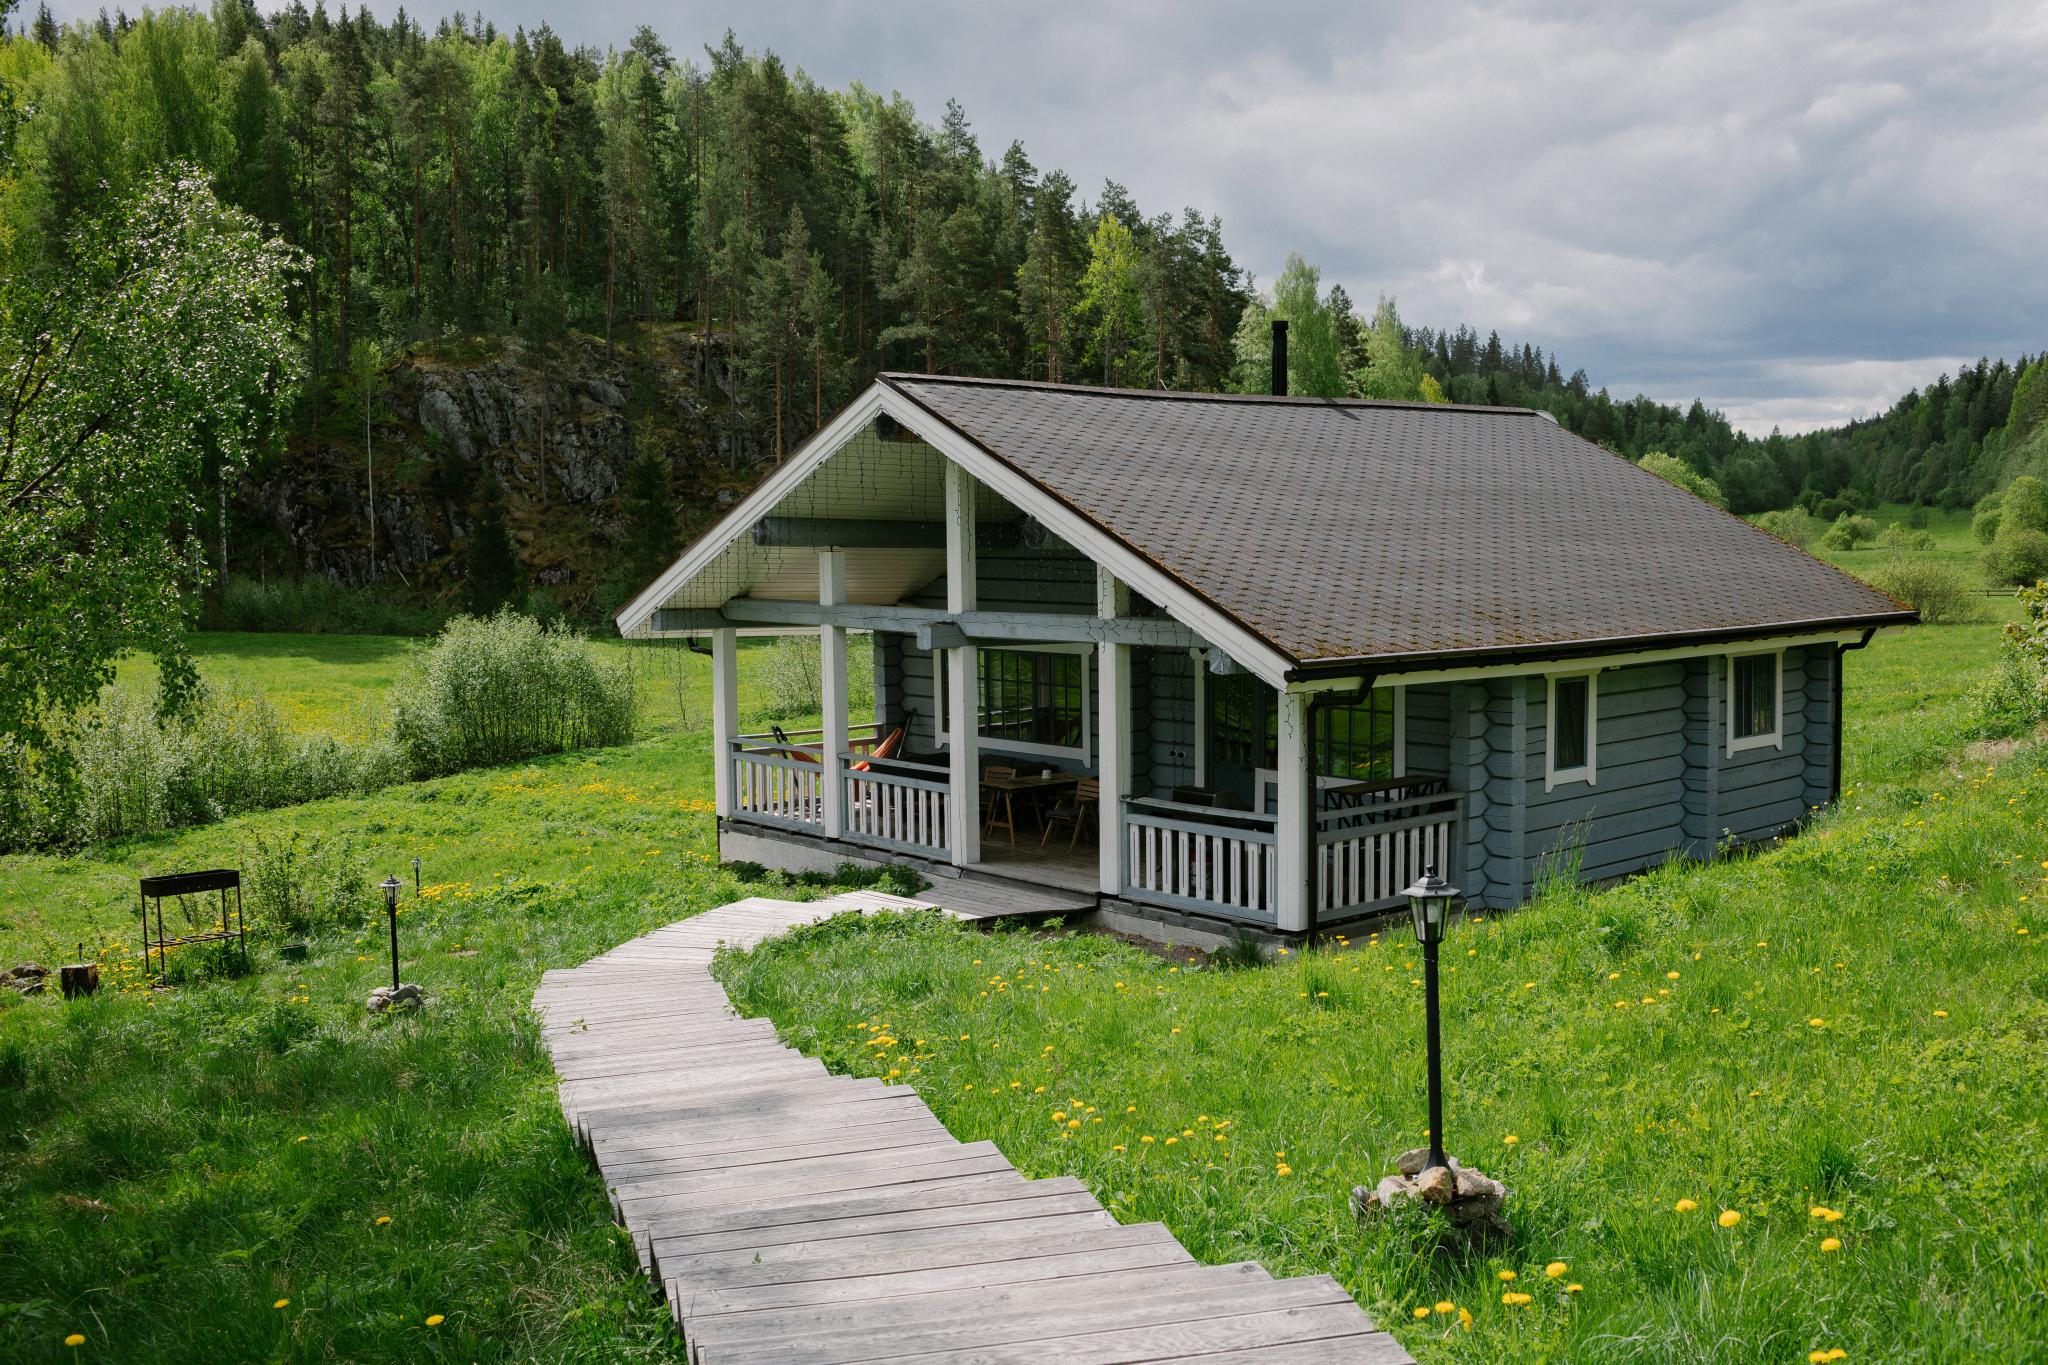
[1983,528,2048,586]
[1906,504,1931,529]
[1860,558,1978,624]
[1753,507,1820,549]
[1975,582,2048,736]
[391,611,636,777]
[755,632,877,723]
[242,828,368,939]
[2003,475,2048,536]
[3,683,402,851]
[1973,506,2003,544]
[1881,523,1936,552]
[1639,451,1726,508]
[1821,513,1879,550]
[201,577,449,636]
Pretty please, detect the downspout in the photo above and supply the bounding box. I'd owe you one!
[1301,676,1372,940]
[1829,628,1877,804]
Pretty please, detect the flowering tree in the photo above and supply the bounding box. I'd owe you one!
[0,166,302,758]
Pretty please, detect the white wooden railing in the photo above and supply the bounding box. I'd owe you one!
[729,743,825,829]
[1315,788,1463,919]
[1120,784,1463,927]
[839,754,950,858]
[1123,799,1279,923]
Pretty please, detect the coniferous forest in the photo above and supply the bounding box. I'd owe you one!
[1,2,2042,621]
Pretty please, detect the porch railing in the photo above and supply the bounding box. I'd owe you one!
[729,742,825,830]
[1120,783,1464,927]
[1123,799,1279,924]
[838,753,950,858]
[1315,788,1463,920]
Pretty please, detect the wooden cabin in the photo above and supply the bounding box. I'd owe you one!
[616,374,1914,946]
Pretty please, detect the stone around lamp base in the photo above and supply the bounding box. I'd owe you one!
[1353,1147,1512,1243]
[366,982,426,1014]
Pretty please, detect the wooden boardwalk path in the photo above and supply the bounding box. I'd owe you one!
[534,891,1413,1364]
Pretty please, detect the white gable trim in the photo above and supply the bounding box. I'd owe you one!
[615,381,1298,689]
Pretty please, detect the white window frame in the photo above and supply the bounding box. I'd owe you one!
[1726,649,1784,755]
[934,642,1094,763]
[1544,670,1599,791]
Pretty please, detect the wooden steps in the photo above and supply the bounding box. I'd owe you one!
[535,892,1411,1364]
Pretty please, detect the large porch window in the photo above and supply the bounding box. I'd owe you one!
[1209,675,1404,781]
[935,644,1093,761]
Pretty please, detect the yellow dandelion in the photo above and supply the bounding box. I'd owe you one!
[1566,1283,1583,1294]
[1932,1009,1948,1018]
[1275,1162,1292,1176]
[375,1215,392,1226]
[65,1334,87,1347]
[1502,1291,1533,1306]
[1820,1237,1842,1253]
[1545,1261,1568,1278]
[1434,1300,1454,1314]
[1675,1198,1698,1213]
[1413,1306,1431,1319]
[1140,1135,1155,1144]
[1808,1017,1827,1029]
[1498,1269,1517,1283]
[425,1314,445,1326]
[1503,1133,1519,1146]
[1666,970,1680,979]
[1718,1209,1742,1228]
[274,1298,291,1309]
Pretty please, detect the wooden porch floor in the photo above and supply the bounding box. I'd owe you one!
[533,892,1411,1364]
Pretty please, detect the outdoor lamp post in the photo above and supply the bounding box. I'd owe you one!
[1402,866,1460,1173]
[380,875,403,991]
[412,856,421,896]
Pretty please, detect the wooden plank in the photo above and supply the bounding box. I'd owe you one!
[680,1238,1192,1321]
[535,893,1410,1365]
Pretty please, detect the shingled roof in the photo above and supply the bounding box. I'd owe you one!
[880,373,1915,673]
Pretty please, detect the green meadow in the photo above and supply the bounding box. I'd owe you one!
[0,619,2041,1363]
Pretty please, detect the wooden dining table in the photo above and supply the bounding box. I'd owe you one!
[980,771,1083,844]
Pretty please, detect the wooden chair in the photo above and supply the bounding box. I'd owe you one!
[982,766,1019,845]
[1040,778,1100,851]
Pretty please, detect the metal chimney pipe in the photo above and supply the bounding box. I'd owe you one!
[1270,320,1289,396]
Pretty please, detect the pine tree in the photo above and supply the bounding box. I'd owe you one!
[463,469,520,614]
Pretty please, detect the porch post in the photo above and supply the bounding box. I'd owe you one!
[1274,687,1311,933]
[711,626,738,819]
[943,463,980,866]
[1096,568,1131,896]
[819,550,848,839]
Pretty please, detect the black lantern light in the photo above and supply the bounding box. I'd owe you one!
[1401,866,1461,1172]
[412,856,422,896]
[380,875,403,991]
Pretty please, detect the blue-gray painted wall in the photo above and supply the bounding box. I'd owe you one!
[864,534,1843,906]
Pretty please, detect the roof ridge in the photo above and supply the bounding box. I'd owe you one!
[879,371,1539,417]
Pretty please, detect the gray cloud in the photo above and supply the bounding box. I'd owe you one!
[48,0,2047,432]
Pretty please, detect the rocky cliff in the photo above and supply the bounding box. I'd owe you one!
[251,325,765,615]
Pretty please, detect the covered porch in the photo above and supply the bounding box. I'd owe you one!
[687,464,1462,933]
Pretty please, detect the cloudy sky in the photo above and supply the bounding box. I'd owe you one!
[57,0,2048,432]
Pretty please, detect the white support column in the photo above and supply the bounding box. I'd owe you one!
[1190,649,1209,787]
[819,550,848,840]
[944,463,980,866]
[1097,567,1132,895]
[711,627,738,819]
[1275,687,1311,933]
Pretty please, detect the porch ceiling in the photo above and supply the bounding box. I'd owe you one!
[654,423,1017,611]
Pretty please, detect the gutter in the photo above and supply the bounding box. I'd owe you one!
[1829,627,1879,803]
[1283,612,1918,685]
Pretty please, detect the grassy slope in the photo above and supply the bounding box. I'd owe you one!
[716,623,2047,1364]
[0,623,2037,1361]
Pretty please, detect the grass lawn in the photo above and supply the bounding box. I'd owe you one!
[1,621,2038,1362]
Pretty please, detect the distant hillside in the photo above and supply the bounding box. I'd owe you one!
[1399,319,2045,515]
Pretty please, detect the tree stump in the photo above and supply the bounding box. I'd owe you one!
[59,963,100,1000]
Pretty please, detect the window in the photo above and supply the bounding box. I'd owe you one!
[1545,672,1597,789]
[1728,652,1782,753]
[1211,676,1406,811]
[935,646,1091,759]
